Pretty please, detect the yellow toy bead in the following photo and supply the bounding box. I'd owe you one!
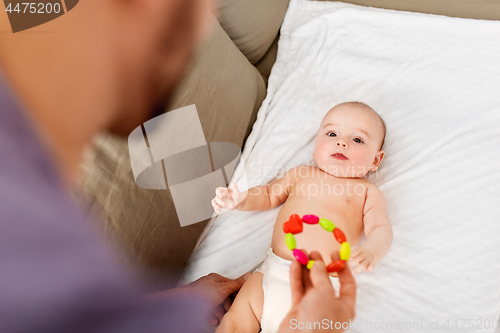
[285,233,296,250]
[319,218,335,232]
[307,260,315,270]
[339,242,351,260]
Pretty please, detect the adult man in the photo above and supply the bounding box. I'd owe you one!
[0,0,355,332]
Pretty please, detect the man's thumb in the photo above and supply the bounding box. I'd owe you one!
[309,259,331,288]
[224,272,250,295]
[237,272,251,285]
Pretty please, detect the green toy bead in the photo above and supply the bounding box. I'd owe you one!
[339,242,351,260]
[319,218,335,232]
[307,260,315,270]
[286,233,296,250]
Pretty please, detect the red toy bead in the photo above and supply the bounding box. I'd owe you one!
[293,249,309,265]
[302,214,319,224]
[326,260,346,273]
[283,214,303,234]
[333,228,346,243]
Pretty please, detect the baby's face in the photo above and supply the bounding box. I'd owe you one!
[313,103,385,178]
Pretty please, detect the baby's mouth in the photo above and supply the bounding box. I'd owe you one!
[332,153,348,160]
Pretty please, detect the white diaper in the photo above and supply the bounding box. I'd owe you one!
[256,248,340,333]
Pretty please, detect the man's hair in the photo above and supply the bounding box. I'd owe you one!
[347,101,387,150]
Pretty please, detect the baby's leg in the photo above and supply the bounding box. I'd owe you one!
[215,272,264,333]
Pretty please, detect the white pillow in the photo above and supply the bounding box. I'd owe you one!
[184,1,500,331]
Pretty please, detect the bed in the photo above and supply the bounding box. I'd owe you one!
[181,0,500,332]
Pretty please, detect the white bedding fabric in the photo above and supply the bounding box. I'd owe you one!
[182,1,500,331]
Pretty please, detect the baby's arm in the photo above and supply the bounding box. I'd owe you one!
[212,167,297,212]
[350,184,393,274]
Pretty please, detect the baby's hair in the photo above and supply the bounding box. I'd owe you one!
[345,101,386,150]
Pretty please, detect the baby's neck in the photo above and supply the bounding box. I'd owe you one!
[317,167,366,180]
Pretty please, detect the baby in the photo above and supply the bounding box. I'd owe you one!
[211,102,393,333]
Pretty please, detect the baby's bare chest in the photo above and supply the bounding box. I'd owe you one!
[289,176,367,214]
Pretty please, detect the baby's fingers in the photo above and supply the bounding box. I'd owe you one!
[348,253,363,266]
[228,182,240,206]
[352,260,368,274]
[211,198,221,213]
[350,246,363,257]
[211,198,218,209]
[348,258,359,268]
[214,195,226,207]
[215,187,227,199]
[229,182,240,197]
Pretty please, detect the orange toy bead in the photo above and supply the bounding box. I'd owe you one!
[333,228,346,243]
[326,259,346,273]
[282,214,303,234]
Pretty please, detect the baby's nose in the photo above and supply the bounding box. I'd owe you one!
[336,141,347,148]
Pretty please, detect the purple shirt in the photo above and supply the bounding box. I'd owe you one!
[0,71,209,333]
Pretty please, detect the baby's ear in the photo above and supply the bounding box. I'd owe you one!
[369,150,385,172]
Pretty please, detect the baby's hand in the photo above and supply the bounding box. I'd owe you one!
[348,246,375,274]
[212,182,241,214]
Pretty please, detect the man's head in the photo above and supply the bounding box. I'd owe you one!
[103,0,216,135]
[313,102,386,178]
[0,0,215,135]
[0,0,215,184]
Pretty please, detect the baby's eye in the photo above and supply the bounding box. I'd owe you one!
[327,132,337,137]
[353,138,364,144]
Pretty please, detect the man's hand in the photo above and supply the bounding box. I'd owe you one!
[349,246,375,274]
[186,272,251,327]
[150,272,251,327]
[279,250,356,333]
[212,182,241,213]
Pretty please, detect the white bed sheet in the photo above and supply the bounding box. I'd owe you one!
[182,1,500,331]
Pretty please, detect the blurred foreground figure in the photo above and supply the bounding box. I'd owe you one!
[0,0,238,331]
[0,0,355,331]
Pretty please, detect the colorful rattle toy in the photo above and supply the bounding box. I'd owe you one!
[283,214,350,273]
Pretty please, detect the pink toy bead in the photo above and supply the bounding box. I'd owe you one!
[292,249,309,265]
[302,214,319,224]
